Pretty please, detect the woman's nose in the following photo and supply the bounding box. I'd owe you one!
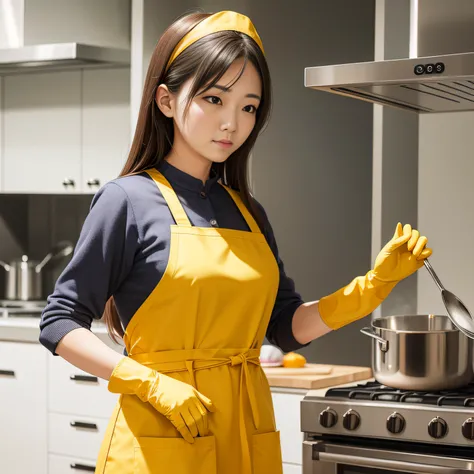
[220,110,237,132]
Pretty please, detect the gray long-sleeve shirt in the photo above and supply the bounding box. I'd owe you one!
[39,160,308,355]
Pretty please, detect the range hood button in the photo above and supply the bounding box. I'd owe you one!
[414,64,425,75]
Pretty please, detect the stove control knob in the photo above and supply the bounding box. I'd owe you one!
[319,408,338,428]
[462,417,474,440]
[428,417,448,439]
[342,409,360,431]
[386,412,405,434]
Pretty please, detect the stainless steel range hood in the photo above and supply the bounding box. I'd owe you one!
[305,52,474,114]
[0,0,130,76]
[0,43,130,75]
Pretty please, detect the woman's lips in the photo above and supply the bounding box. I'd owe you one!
[213,140,233,148]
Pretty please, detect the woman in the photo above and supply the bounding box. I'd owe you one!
[39,10,432,474]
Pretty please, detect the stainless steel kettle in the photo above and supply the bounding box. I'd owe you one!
[0,241,73,301]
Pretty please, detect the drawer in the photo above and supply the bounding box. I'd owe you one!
[49,355,118,417]
[283,462,302,474]
[49,454,96,473]
[271,391,305,465]
[48,413,109,460]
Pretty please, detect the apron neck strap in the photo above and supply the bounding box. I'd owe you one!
[145,168,261,233]
[145,169,191,226]
[220,184,260,233]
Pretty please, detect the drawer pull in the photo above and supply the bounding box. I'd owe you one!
[70,374,98,383]
[70,421,98,430]
[0,370,15,377]
[70,463,96,472]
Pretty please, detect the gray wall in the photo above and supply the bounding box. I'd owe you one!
[228,1,376,365]
[417,111,474,316]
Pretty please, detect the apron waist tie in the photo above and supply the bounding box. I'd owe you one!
[129,348,261,430]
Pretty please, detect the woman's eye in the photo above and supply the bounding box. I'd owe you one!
[204,96,222,105]
[244,105,257,114]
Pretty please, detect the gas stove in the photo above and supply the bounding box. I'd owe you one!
[301,381,474,473]
[302,381,474,446]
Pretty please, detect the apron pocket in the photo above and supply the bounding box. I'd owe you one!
[133,435,216,474]
[252,431,283,474]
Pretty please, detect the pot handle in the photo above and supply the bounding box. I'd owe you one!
[35,241,74,273]
[360,327,389,352]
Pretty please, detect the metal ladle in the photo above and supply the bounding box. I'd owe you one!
[424,259,474,339]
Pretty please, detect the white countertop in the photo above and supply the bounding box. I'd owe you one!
[0,315,115,346]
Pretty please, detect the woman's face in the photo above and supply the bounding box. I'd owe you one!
[160,57,262,165]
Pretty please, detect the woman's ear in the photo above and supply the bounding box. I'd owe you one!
[155,84,174,118]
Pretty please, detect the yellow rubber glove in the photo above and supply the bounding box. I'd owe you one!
[319,223,432,330]
[108,357,215,443]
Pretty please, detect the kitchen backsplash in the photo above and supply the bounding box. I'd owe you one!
[0,193,93,300]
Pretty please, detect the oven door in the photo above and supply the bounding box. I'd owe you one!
[303,440,474,474]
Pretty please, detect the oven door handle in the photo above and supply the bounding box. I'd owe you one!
[308,444,472,474]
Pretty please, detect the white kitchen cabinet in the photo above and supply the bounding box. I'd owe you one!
[283,463,302,474]
[49,412,110,461]
[271,389,306,466]
[0,341,47,474]
[2,67,130,194]
[82,68,130,193]
[3,71,82,193]
[49,453,97,474]
[48,353,119,418]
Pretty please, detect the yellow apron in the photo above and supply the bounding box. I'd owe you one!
[95,169,283,474]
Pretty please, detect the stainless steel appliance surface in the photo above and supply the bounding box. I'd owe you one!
[304,1,474,114]
[361,314,473,391]
[301,381,474,473]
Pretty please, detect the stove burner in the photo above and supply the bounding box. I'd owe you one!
[326,381,474,407]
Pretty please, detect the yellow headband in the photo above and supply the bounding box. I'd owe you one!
[165,11,265,72]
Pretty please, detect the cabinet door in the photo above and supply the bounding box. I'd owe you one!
[271,391,305,465]
[3,71,82,193]
[49,454,96,474]
[0,341,47,474]
[82,68,130,193]
[283,463,302,474]
[48,354,118,418]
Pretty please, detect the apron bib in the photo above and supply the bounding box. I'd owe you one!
[95,169,282,474]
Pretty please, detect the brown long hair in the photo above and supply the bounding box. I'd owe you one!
[103,10,273,343]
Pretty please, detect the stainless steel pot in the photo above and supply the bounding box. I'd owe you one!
[0,241,73,301]
[361,314,474,391]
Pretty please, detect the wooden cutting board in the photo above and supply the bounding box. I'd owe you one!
[262,363,372,389]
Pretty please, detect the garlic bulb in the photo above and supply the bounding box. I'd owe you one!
[259,344,284,367]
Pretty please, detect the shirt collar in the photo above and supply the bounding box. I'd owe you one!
[156,160,220,194]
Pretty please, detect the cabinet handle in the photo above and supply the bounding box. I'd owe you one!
[0,370,15,377]
[70,374,98,383]
[70,463,96,472]
[87,178,100,186]
[62,178,76,187]
[70,421,98,430]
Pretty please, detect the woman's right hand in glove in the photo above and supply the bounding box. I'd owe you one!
[108,357,215,443]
